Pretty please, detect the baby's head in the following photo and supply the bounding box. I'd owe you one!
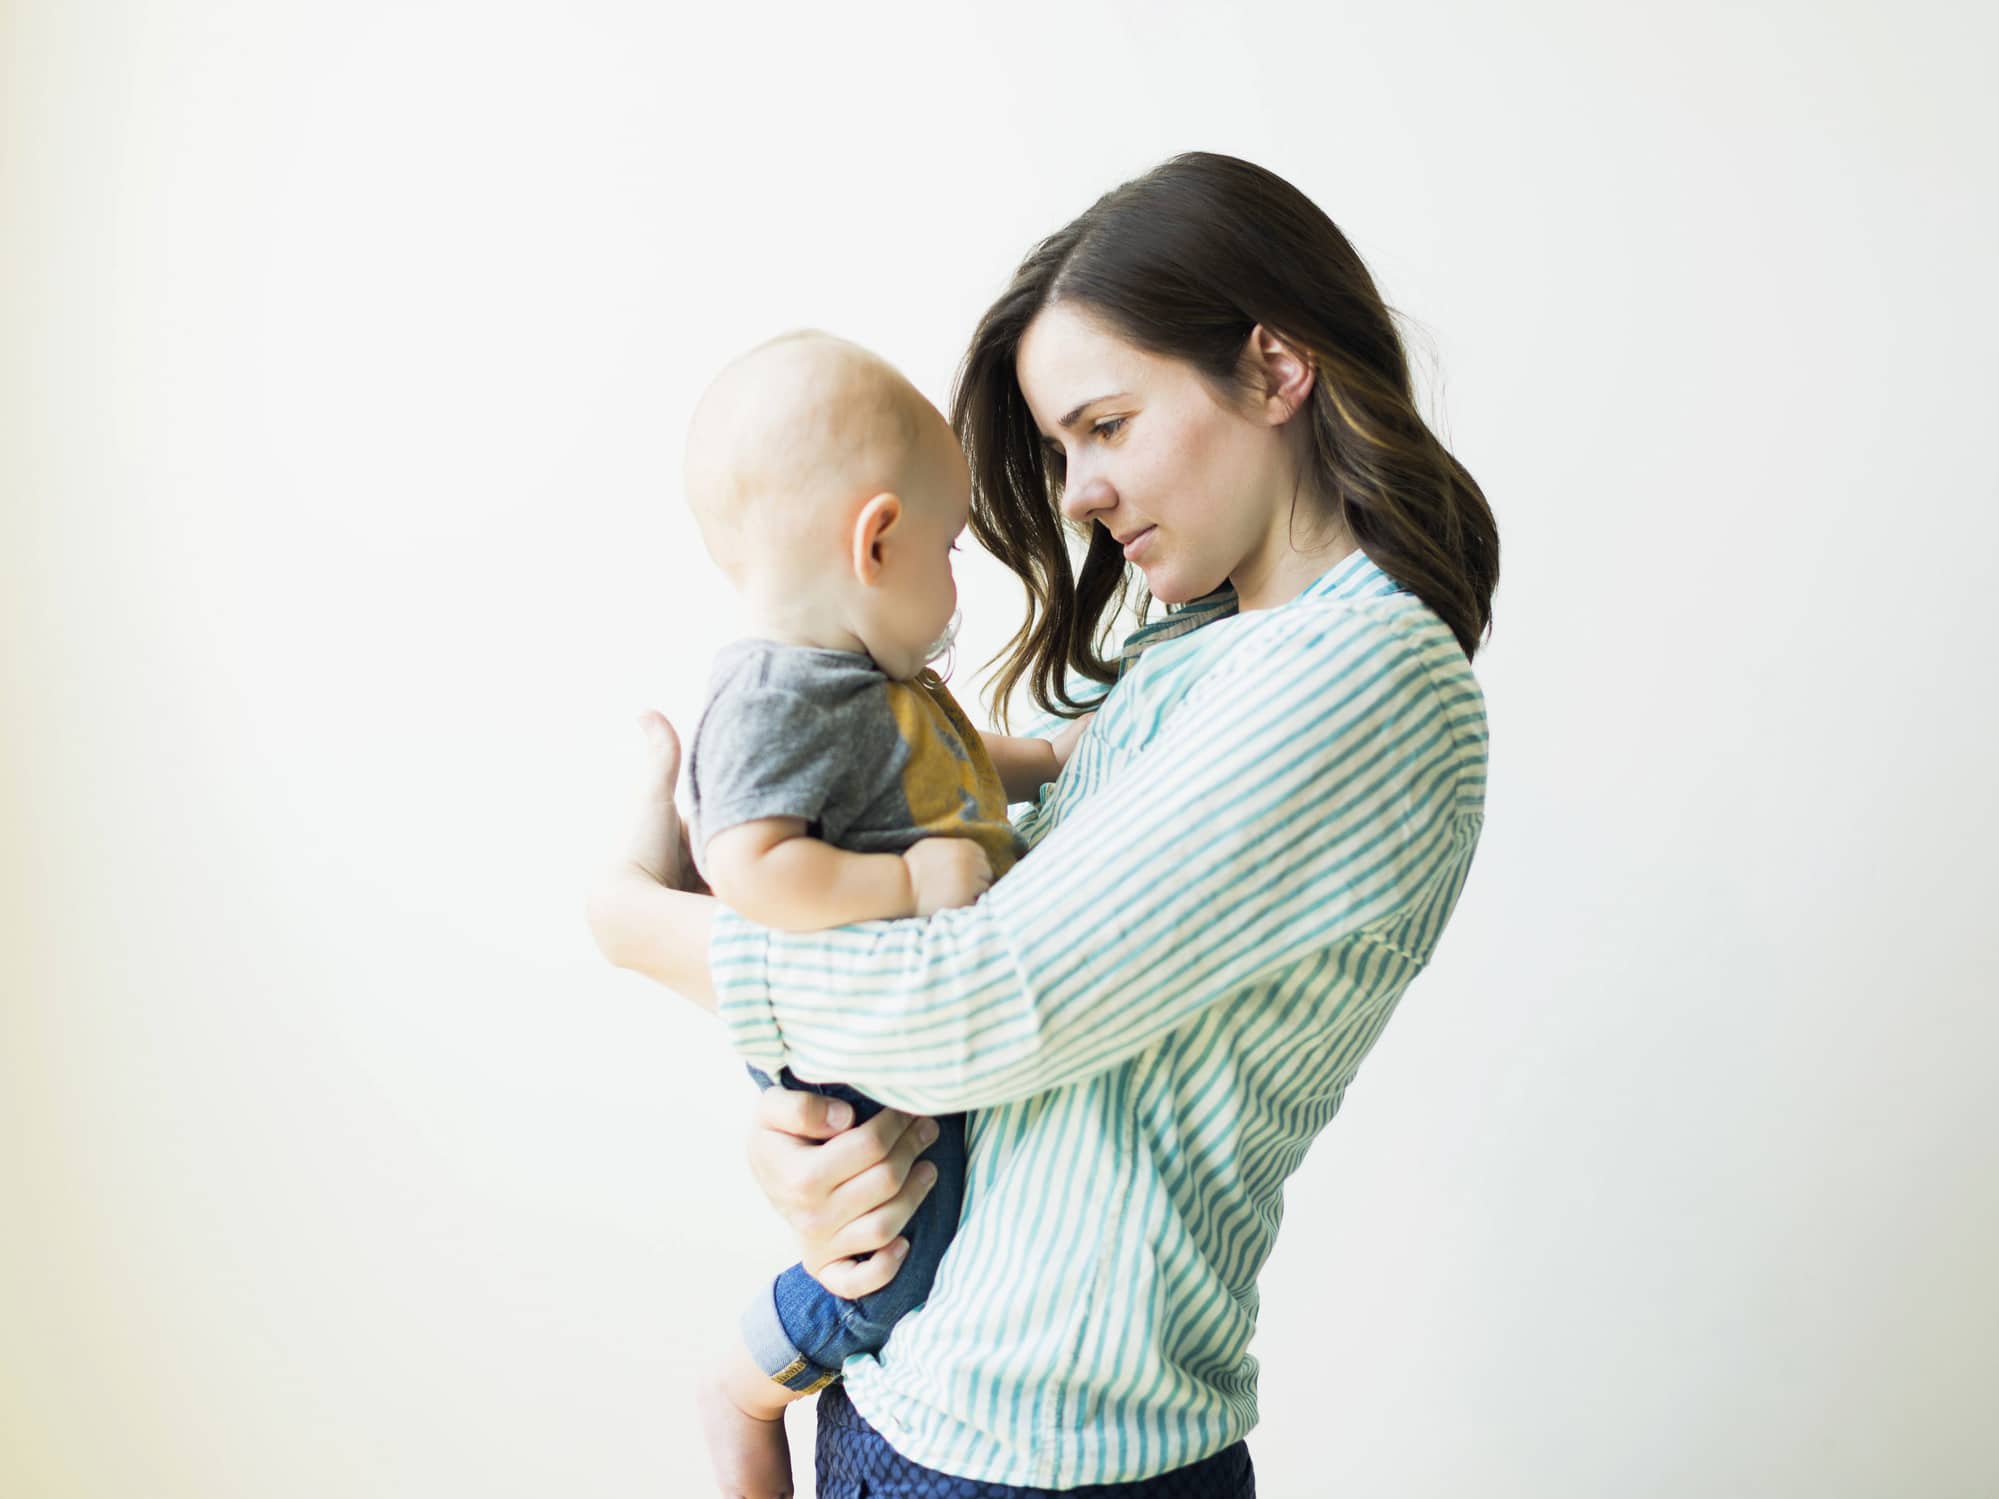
[684,331,968,681]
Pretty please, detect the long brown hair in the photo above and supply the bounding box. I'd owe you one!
[952,152,1499,726]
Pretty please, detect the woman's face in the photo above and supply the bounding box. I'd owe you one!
[1014,302,1296,606]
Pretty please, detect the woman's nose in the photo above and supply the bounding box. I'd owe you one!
[1059,469,1112,525]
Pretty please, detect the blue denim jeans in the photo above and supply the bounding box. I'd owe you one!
[740,1064,967,1392]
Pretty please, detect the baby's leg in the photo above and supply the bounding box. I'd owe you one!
[696,1336,802,1499]
[741,1067,968,1376]
[705,1068,965,1497]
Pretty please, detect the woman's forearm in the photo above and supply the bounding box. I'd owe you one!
[588,861,719,1010]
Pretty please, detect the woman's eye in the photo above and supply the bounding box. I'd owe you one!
[1093,416,1127,440]
[950,540,961,553]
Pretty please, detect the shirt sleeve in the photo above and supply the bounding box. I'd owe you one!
[691,685,855,850]
[710,604,1477,1113]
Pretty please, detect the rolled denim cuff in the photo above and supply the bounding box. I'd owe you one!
[740,1283,840,1395]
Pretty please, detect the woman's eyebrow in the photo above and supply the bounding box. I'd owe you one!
[1058,393,1130,429]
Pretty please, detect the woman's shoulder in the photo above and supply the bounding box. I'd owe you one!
[1185,589,1487,793]
[1193,582,1469,693]
[1290,585,1476,681]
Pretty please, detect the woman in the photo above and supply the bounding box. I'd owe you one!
[593,151,1497,1496]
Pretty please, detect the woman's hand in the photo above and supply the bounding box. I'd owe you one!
[585,710,719,1006]
[624,710,710,895]
[746,1087,942,1300]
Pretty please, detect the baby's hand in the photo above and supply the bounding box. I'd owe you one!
[902,837,994,916]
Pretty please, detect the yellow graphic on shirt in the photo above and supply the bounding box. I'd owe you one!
[882,675,1021,879]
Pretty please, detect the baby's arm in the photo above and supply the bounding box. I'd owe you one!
[705,817,991,930]
[980,712,1096,805]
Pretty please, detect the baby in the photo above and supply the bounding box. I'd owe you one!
[679,331,1088,1497]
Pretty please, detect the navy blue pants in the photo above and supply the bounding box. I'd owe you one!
[815,1383,1257,1497]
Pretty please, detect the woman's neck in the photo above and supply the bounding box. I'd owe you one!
[1230,524,1357,613]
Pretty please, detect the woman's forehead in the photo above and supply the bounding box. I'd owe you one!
[1016,305,1160,422]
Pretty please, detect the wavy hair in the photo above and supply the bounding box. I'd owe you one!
[952,151,1499,725]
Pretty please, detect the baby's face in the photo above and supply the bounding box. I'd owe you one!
[869,417,970,678]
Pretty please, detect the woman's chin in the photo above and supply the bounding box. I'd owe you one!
[1139,561,1223,607]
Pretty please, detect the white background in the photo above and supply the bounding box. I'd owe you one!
[4,1,1995,1494]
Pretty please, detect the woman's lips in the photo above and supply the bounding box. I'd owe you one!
[1122,525,1157,562]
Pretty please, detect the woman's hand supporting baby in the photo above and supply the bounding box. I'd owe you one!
[586,711,720,1008]
[746,1087,943,1300]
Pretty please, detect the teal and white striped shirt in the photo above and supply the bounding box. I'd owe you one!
[711,547,1488,1487]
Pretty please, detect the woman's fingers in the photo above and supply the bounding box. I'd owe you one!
[626,710,709,891]
[823,1156,939,1261]
[636,709,681,770]
[752,1084,857,1142]
[809,1239,911,1301]
[746,1091,939,1240]
[802,1155,940,1295]
[825,1113,938,1226]
[739,1092,942,1299]
[814,1105,926,1186]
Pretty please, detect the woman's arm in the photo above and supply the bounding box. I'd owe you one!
[585,707,1053,1005]
[589,863,719,1007]
[713,603,1482,1114]
[586,710,720,1007]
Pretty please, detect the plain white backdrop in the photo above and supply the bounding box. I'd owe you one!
[4,1,1995,1494]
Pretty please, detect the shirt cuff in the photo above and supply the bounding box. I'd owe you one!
[709,905,788,1074]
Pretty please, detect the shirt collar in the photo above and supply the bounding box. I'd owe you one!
[1114,547,1396,677]
[1299,544,1401,605]
[1114,587,1239,677]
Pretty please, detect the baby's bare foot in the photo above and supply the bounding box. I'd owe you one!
[695,1341,803,1498]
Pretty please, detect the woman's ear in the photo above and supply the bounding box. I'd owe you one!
[850,492,903,583]
[1246,324,1315,425]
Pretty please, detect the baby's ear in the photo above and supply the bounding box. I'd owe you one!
[850,491,903,582]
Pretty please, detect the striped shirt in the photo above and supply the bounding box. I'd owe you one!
[710,547,1489,1487]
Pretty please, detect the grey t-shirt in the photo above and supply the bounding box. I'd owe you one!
[686,638,1023,880]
